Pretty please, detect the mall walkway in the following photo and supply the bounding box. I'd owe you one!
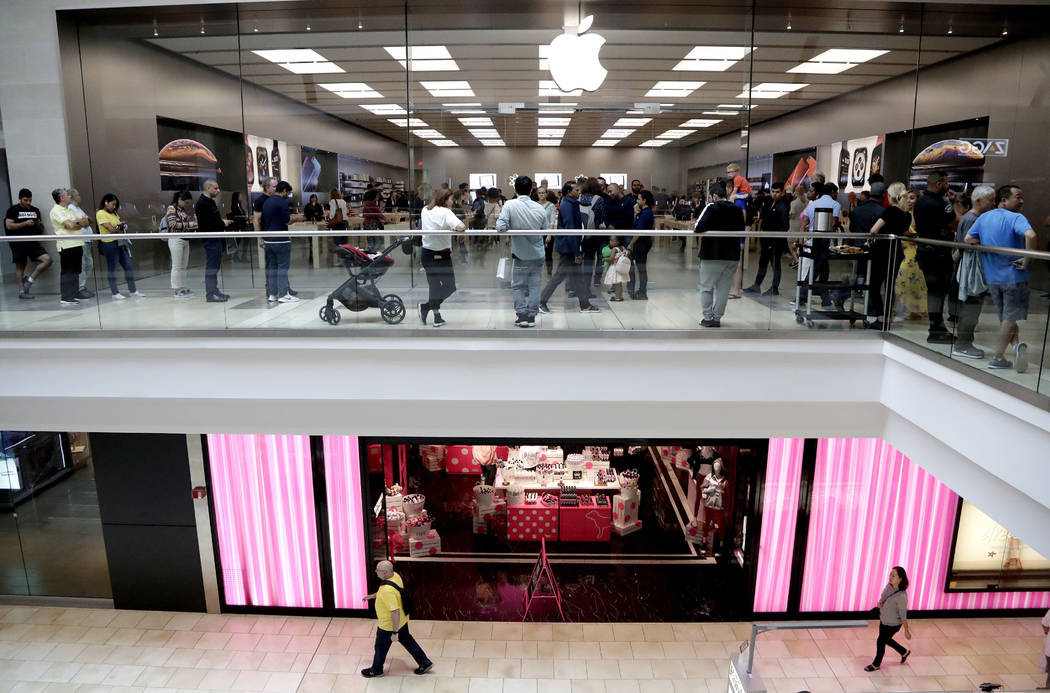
[0,606,1045,693]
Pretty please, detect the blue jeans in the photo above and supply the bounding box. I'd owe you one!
[202,240,223,295]
[511,257,543,319]
[100,241,136,294]
[264,243,291,297]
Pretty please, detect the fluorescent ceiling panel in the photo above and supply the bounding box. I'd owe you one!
[458,117,493,126]
[443,102,481,107]
[673,46,752,71]
[253,49,326,63]
[602,129,635,138]
[657,129,696,139]
[592,140,619,147]
[737,82,808,98]
[640,140,670,147]
[645,81,705,97]
[280,62,343,74]
[319,83,382,99]
[469,129,500,139]
[539,80,582,97]
[703,110,738,115]
[538,117,571,126]
[449,109,485,114]
[412,129,445,139]
[359,104,406,115]
[538,140,561,147]
[384,45,460,71]
[388,118,428,127]
[788,62,854,74]
[538,129,566,138]
[810,48,889,63]
[429,140,459,147]
[679,119,722,127]
[420,81,474,97]
[480,140,506,147]
[614,118,651,127]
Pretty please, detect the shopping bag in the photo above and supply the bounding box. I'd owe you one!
[496,257,511,281]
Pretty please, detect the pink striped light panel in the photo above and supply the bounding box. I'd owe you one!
[322,436,370,610]
[753,438,805,612]
[207,434,323,608]
[800,438,1050,612]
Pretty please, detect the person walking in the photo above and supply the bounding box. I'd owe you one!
[165,190,196,297]
[695,182,744,327]
[539,181,599,314]
[360,560,432,678]
[496,176,547,328]
[195,179,232,302]
[4,188,53,299]
[864,566,912,672]
[419,187,466,327]
[745,181,791,296]
[96,193,143,300]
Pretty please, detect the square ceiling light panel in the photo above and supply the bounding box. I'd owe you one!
[601,129,635,138]
[673,46,752,71]
[429,140,459,147]
[703,110,738,115]
[645,81,705,97]
[253,49,344,75]
[613,118,652,127]
[539,81,583,97]
[737,83,808,98]
[480,140,506,147]
[420,81,475,97]
[538,140,562,146]
[359,104,406,115]
[538,117,571,126]
[319,83,382,99]
[384,46,460,71]
[679,119,722,127]
[412,129,446,139]
[788,48,889,74]
[459,117,494,126]
[657,129,697,139]
[538,129,566,138]
[469,129,501,139]
[388,118,429,128]
[592,140,619,147]
[640,140,670,147]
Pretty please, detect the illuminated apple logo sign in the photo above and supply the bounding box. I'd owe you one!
[547,15,607,93]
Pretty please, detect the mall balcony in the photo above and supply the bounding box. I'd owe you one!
[1,2,1049,693]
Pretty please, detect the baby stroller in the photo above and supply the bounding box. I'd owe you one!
[319,237,409,325]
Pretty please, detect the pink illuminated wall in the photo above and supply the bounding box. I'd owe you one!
[322,436,370,610]
[207,434,323,608]
[753,438,805,612]
[800,438,1050,612]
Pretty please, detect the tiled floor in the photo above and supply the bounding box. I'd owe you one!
[1,606,1046,693]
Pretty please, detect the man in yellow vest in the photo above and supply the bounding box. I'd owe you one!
[361,560,433,678]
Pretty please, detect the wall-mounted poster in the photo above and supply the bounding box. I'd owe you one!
[300,146,338,194]
[245,135,292,193]
[816,135,884,194]
[773,148,817,190]
[156,117,242,192]
[947,500,1050,592]
[883,117,990,190]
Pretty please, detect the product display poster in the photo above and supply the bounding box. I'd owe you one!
[950,500,1049,574]
[883,117,989,189]
[817,135,884,194]
[300,146,338,193]
[600,173,627,188]
[245,134,294,194]
[534,173,562,189]
[156,116,243,192]
[772,148,817,190]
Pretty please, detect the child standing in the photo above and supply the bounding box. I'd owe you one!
[603,236,630,301]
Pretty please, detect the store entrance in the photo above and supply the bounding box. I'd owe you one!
[368,439,766,621]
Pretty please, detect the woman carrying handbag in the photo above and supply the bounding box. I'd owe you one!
[865,566,912,672]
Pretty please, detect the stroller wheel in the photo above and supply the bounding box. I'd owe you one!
[319,305,341,325]
[380,294,406,324]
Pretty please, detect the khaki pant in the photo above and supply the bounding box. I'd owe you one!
[168,237,190,290]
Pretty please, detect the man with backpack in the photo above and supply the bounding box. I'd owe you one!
[361,560,433,678]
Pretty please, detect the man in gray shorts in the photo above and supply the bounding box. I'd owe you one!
[965,185,1037,372]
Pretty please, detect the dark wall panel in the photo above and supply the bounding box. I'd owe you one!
[102,524,205,612]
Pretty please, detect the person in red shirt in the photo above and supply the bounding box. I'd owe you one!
[362,188,388,252]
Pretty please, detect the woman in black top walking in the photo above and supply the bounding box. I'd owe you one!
[865,566,912,672]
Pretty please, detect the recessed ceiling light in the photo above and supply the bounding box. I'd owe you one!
[384,46,460,71]
[538,140,562,147]
[718,104,757,109]
[458,117,493,126]
[703,110,737,116]
[614,118,652,127]
[468,129,500,139]
[737,82,808,99]
[420,81,474,97]
[538,117,571,126]
[624,110,645,115]
[538,129,566,138]
[254,49,345,75]
[657,129,696,139]
[388,118,428,127]
[412,129,445,139]
[592,140,619,147]
[645,81,705,97]
[640,140,670,147]
[359,103,406,115]
[280,62,344,74]
[788,49,888,74]
[537,45,550,71]
[479,140,506,147]
[602,129,635,138]
[449,110,485,114]
[320,83,382,99]
[673,46,751,71]
[679,119,721,127]
[429,140,459,147]
[539,81,582,97]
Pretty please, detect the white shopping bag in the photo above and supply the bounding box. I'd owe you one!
[496,257,511,281]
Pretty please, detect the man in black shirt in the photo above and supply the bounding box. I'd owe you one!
[5,188,53,298]
[912,172,958,342]
[194,179,232,302]
[745,181,791,296]
[695,182,744,327]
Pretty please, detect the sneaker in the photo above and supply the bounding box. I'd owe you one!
[525,318,536,327]
[516,318,534,328]
[60,298,80,306]
[580,305,600,313]
[743,285,761,294]
[206,293,229,303]
[75,290,95,299]
[952,344,984,359]
[130,291,146,298]
[414,662,433,675]
[278,293,300,303]
[432,313,446,327]
[418,302,430,325]
[762,287,779,296]
[699,318,721,328]
[988,357,1012,369]
[1014,343,1029,373]
[927,331,954,344]
[538,303,551,314]
[360,669,382,678]
[267,295,278,303]
[287,288,299,296]
[112,293,126,300]
[18,291,34,300]
[175,289,193,298]
[23,276,34,293]
[868,320,884,331]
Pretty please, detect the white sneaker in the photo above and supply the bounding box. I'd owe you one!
[112,293,126,300]
[278,293,300,303]
[130,291,146,298]
[1014,343,1029,374]
[267,295,278,303]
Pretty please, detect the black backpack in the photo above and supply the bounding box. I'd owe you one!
[381,579,414,617]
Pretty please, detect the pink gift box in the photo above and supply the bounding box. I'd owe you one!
[612,519,642,536]
[559,497,611,542]
[408,532,442,557]
[445,445,481,475]
[611,495,640,525]
[508,503,558,541]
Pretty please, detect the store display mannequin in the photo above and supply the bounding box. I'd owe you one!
[700,460,728,555]
[687,445,721,529]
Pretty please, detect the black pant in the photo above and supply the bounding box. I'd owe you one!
[59,246,83,301]
[917,248,953,330]
[370,624,429,673]
[628,239,652,295]
[540,252,590,308]
[420,247,456,311]
[202,240,223,296]
[753,239,783,290]
[955,295,984,346]
[867,241,904,321]
[580,248,598,301]
[873,623,906,666]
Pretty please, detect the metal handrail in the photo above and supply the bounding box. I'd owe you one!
[2,229,1046,260]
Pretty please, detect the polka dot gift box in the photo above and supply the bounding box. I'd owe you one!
[408,529,442,557]
[611,493,640,526]
[508,502,558,541]
[445,445,481,474]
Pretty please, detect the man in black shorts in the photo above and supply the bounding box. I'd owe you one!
[5,188,53,298]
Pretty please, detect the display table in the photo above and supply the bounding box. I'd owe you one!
[559,496,612,542]
[508,501,558,541]
[493,469,621,492]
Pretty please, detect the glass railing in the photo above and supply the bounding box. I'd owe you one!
[2,224,1047,395]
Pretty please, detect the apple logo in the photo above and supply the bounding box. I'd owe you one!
[547,15,607,93]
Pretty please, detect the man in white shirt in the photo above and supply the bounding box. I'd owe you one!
[798,181,843,307]
[69,188,95,299]
[496,176,548,328]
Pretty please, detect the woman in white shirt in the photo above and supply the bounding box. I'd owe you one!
[419,188,466,327]
[327,187,349,247]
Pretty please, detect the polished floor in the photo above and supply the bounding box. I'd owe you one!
[0,606,1047,693]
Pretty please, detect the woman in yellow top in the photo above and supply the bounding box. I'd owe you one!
[96,194,144,300]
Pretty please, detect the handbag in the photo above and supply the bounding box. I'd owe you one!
[496,257,511,281]
[614,249,631,275]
